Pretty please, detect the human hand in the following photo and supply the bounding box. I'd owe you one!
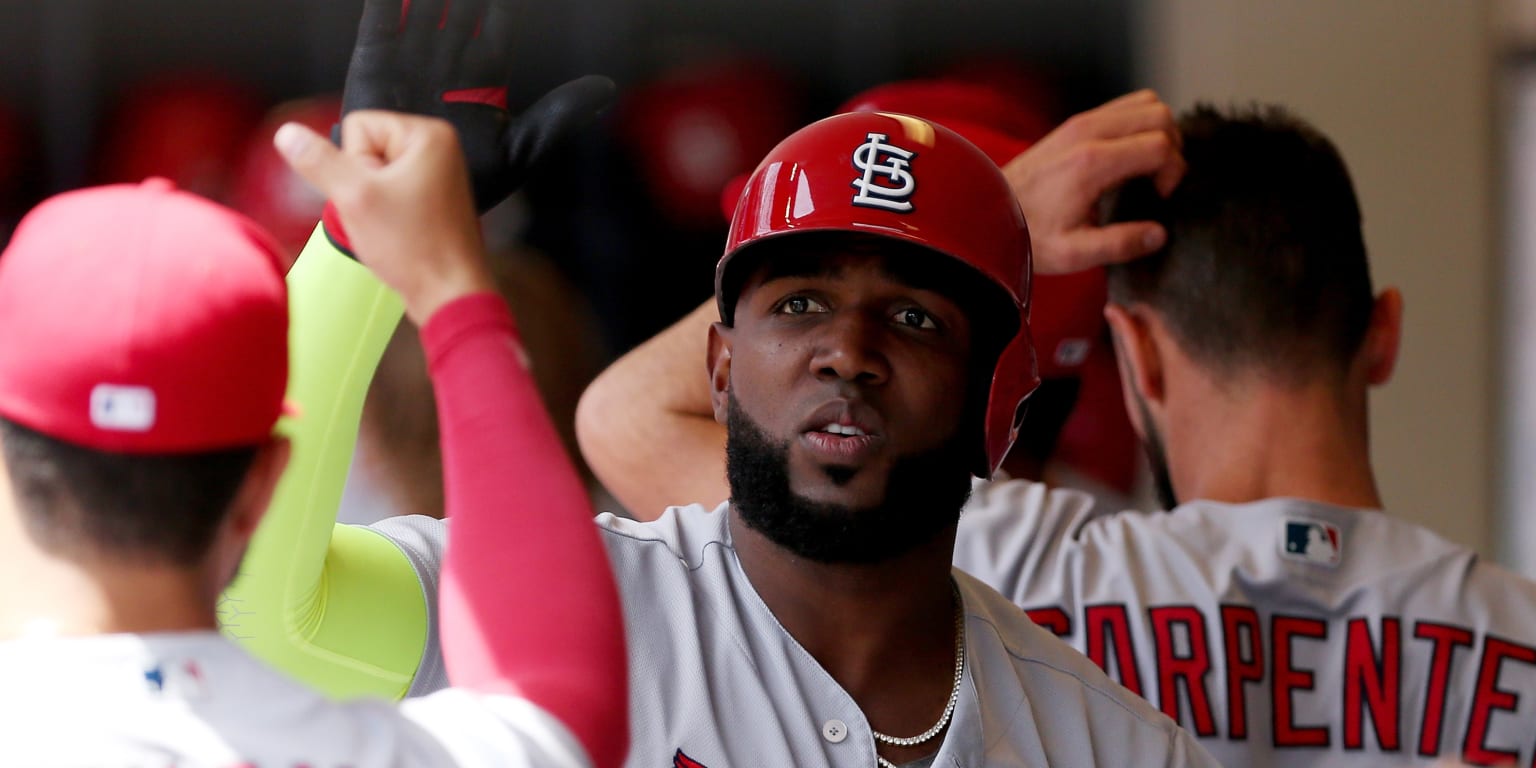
[342,0,615,212]
[1002,89,1185,274]
[276,111,494,326]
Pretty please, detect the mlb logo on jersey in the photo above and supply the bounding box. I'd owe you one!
[1280,518,1342,566]
[142,658,208,698]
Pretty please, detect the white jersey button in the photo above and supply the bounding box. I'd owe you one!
[821,719,848,743]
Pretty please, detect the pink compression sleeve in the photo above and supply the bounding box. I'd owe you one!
[422,292,628,768]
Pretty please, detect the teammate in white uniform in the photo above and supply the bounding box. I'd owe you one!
[961,105,1536,766]
[577,100,1536,766]
[0,109,627,767]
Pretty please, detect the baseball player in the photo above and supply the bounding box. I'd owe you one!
[0,108,628,766]
[578,99,1536,766]
[219,3,1220,765]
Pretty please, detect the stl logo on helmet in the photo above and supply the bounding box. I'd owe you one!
[850,132,917,212]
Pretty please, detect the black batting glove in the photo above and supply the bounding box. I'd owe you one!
[339,0,615,213]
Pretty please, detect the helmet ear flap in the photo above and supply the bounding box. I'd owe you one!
[982,330,1040,477]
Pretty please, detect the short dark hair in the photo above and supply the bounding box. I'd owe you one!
[0,417,258,565]
[1104,103,1374,382]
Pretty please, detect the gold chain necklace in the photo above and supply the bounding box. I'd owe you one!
[871,590,965,768]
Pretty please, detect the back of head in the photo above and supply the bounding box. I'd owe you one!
[0,180,288,566]
[0,420,259,564]
[1105,104,1374,383]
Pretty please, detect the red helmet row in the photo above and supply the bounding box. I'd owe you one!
[91,76,336,263]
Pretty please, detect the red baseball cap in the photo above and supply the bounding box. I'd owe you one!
[0,178,289,454]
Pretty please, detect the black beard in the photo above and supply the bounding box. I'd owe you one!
[1133,393,1179,510]
[724,397,974,565]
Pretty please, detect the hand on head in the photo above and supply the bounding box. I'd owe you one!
[274,111,493,326]
[1002,89,1185,274]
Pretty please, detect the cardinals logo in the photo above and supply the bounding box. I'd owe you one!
[674,749,708,768]
[850,132,917,212]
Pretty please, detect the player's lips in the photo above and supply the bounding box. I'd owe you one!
[797,400,884,463]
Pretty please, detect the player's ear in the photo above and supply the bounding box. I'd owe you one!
[707,322,734,425]
[230,436,289,540]
[1362,287,1403,387]
[210,436,289,589]
[1104,301,1165,409]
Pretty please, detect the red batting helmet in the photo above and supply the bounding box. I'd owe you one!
[717,111,1037,476]
[840,79,1105,382]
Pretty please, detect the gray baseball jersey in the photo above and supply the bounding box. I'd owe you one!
[377,504,1217,767]
[0,632,589,766]
[951,477,1536,766]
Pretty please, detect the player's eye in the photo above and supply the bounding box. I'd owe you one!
[776,296,827,315]
[894,307,938,330]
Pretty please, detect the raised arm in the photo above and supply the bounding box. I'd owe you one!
[575,90,1187,518]
[220,221,424,700]
[279,110,627,768]
[220,0,615,702]
[577,299,726,520]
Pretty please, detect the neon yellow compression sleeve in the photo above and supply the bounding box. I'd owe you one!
[218,224,429,701]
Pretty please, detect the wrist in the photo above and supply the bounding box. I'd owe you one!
[321,202,357,259]
[405,261,498,327]
[420,291,523,372]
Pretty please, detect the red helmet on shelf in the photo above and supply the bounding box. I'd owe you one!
[620,59,798,228]
[230,96,341,264]
[98,74,266,201]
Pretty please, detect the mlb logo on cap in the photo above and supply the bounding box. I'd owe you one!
[1281,518,1342,566]
[90,385,156,432]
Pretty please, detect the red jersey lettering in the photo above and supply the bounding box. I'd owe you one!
[1272,615,1329,747]
[1085,604,1144,696]
[1463,635,1536,765]
[1414,621,1475,757]
[1150,605,1217,736]
[1342,617,1401,751]
[1221,604,1264,741]
[1025,606,1071,638]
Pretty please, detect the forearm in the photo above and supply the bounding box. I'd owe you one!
[221,225,428,701]
[576,299,729,518]
[427,293,627,768]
